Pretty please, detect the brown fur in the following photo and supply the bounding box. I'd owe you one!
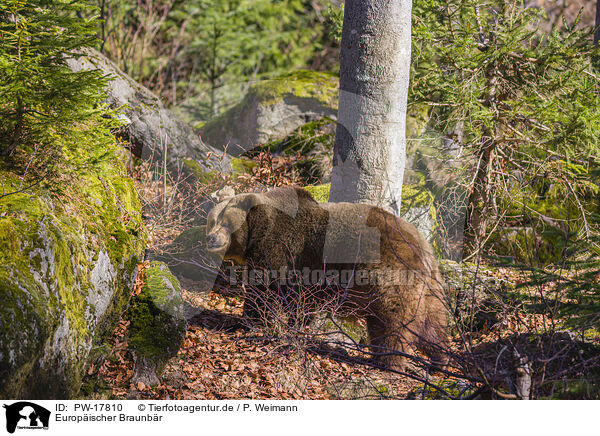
[206,186,449,370]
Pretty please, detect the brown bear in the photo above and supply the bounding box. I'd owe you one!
[205,186,448,370]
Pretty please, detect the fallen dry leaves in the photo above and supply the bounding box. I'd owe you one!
[91,269,427,400]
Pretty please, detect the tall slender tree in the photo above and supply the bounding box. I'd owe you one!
[329,0,412,215]
[595,0,600,46]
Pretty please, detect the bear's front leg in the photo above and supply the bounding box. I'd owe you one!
[242,288,270,325]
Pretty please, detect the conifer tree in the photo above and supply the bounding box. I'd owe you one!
[169,0,318,118]
[410,0,600,255]
[0,0,112,161]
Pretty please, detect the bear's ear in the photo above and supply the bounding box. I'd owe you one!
[210,186,235,203]
[237,193,262,212]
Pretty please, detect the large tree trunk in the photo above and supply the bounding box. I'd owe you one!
[329,0,412,216]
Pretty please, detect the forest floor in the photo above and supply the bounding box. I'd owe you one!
[95,274,443,400]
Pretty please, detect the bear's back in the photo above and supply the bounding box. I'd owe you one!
[244,187,327,268]
[244,186,436,276]
[318,202,434,272]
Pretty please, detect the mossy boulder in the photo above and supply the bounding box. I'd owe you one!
[200,71,339,156]
[152,225,218,283]
[127,261,187,386]
[0,144,146,399]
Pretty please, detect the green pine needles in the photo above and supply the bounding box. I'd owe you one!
[0,0,116,173]
[410,0,600,257]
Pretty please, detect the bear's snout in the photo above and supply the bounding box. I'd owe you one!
[206,232,219,247]
[206,231,229,252]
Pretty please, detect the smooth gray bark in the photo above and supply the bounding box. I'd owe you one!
[330,0,412,215]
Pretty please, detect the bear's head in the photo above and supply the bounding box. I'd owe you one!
[205,193,261,263]
[206,186,306,263]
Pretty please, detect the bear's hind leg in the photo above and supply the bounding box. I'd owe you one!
[366,315,413,372]
[416,316,450,371]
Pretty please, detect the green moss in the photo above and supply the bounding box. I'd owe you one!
[412,379,477,399]
[182,158,203,177]
[248,70,338,107]
[78,376,109,398]
[404,104,431,150]
[0,138,147,398]
[143,262,184,314]
[400,177,436,218]
[127,262,186,361]
[230,157,257,174]
[182,158,218,184]
[400,177,440,253]
[304,184,330,203]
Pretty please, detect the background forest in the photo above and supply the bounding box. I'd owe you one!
[1,0,600,400]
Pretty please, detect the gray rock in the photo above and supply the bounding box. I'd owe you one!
[89,250,117,318]
[200,71,339,156]
[0,154,146,399]
[66,48,230,175]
